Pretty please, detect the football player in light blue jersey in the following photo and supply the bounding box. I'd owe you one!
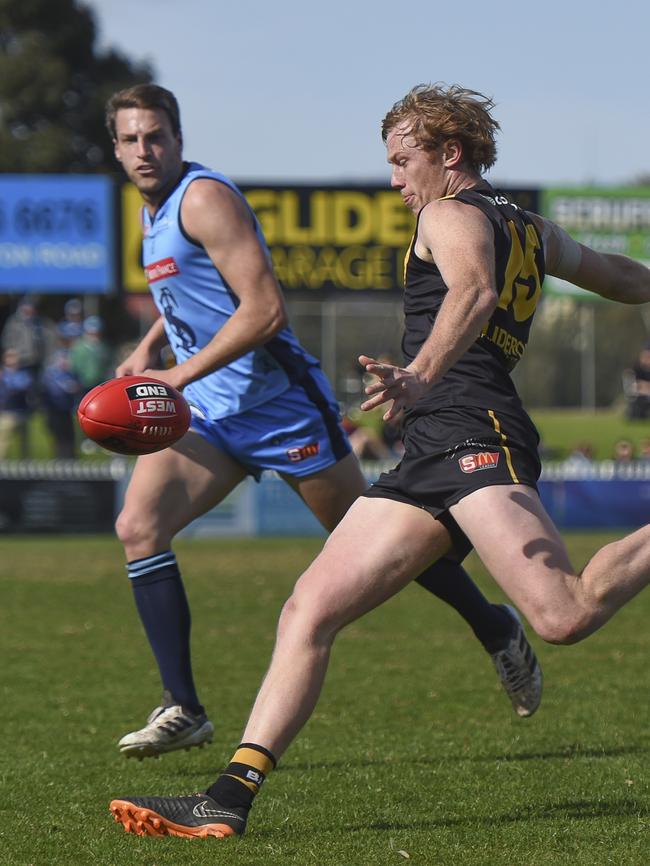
[104,84,541,760]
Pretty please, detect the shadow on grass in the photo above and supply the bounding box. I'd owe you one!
[275,741,647,773]
[360,798,650,833]
[209,798,650,841]
[486,743,646,762]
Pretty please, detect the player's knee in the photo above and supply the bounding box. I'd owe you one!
[114,508,130,546]
[527,604,589,646]
[115,507,155,551]
[277,584,341,647]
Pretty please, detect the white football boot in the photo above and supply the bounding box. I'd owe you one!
[491,605,543,718]
[118,693,214,759]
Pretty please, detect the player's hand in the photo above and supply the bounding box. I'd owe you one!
[115,359,140,377]
[358,355,430,420]
[141,367,184,390]
[115,346,160,378]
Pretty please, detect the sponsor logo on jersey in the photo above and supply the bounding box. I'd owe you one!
[126,383,179,419]
[459,451,500,473]
[480,322,526,366]
[145,257,180,283]
[287,442,320,463]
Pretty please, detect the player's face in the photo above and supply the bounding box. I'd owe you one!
[113,107,183,208]
[386,124,447,213]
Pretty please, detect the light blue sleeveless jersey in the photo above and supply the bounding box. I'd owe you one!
[142,162,320,420]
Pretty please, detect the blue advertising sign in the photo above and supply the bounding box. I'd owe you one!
[0,175,115,293]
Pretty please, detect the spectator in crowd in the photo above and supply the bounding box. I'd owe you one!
[624,342,650,419]
[342,406,404,461]
[0,296,57,378]
[566,441,595,465]
[69,315,113,393]
[639,438,650,462]
[58,298,84,341]
[341,410,391,461]
[56,320,83,353]
[40,350,82,458]
[613,438,635,463]
[0,348,36,458]
[343,353,406,461]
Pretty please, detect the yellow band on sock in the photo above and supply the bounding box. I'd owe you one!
[224,773,258,794]
[232,747,275,777]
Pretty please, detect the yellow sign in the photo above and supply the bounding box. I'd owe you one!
[122,183,147,292]
[120,182,415,294]
[244,187,414,292]
[120,182,538,294]
[243,189,413,246]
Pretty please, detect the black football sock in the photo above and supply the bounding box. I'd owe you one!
[206,743,277,809]
[416,557,514,653]
[127,551,203,714]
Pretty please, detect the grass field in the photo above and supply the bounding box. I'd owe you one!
[2,534,650,866]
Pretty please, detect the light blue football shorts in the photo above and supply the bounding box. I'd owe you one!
[188,368,351,479]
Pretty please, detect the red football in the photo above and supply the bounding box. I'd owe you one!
[77,375,192,455]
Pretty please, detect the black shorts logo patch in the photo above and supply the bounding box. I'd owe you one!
[459,451,500,473]
[287,442,320,463]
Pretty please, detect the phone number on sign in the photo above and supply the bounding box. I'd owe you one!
[0,199,101,236]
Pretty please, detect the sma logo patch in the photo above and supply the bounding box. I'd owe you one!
[459,452,500,473]
[287,442,320,463]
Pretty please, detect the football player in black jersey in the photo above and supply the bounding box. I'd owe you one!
[109,83,650,841]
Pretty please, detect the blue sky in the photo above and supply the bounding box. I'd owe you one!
[88,0,649,188]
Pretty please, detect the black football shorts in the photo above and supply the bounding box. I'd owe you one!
[362,405,542,560]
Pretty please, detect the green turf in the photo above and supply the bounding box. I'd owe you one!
[2,534,650,865]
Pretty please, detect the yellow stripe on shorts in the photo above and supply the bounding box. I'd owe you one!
[487,410,519,483]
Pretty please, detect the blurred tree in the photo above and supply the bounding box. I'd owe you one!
[0,0,152,172]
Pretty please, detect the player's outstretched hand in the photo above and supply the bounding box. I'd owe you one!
[115,345,161,378]
[358,355,430,420]
[139,368,185,390]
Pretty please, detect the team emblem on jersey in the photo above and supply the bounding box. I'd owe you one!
[459,452,500,473]
[287,442,320,463]
[126,383,181,419]
[145,257,180,283]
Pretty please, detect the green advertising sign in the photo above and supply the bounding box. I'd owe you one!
[542,187,650,300]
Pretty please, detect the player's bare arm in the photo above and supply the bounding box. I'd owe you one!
[361,199,497,419]
[115,316,169,377]
[529,212,650,303]
[153,179,289,390]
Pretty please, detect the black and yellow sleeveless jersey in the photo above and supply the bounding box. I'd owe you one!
[402,182,545,416]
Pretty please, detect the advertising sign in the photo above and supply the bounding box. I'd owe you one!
[121,182,145,293]
[543,187,650,299]
[0,175,115,293]
[122,181,539,294]
[243,185,413,293]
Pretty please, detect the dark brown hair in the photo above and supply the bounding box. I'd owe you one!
[105,84,182,140]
